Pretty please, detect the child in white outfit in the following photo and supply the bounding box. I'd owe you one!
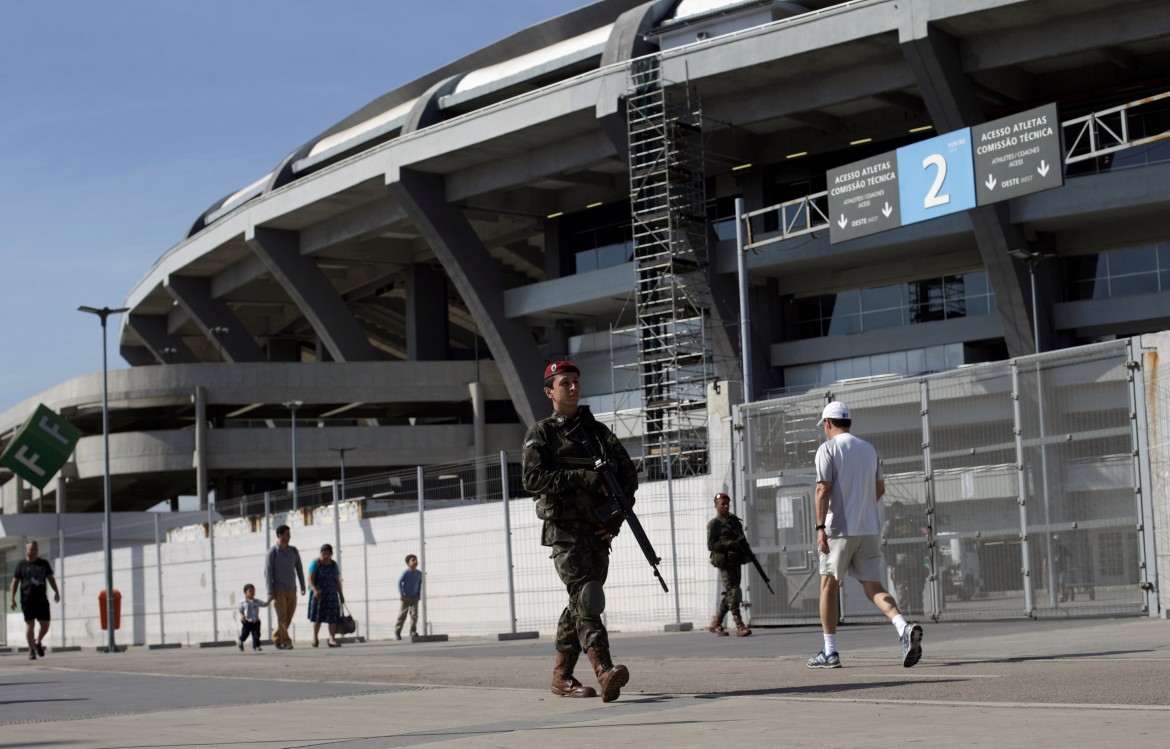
[238,583,270,651]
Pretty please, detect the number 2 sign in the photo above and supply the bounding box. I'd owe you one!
[896,128,976,227]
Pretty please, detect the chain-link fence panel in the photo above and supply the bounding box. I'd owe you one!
[1014,342,1142,616]
[737,339,1151,624]
[740,396,822,624]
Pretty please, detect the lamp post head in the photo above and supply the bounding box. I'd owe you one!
[1007,249,1056,265]
[78,305,131,323]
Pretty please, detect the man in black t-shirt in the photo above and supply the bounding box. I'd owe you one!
[9,540,60,660]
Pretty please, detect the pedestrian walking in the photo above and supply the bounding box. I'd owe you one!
[807,402,924,669]
[265,524,305,650]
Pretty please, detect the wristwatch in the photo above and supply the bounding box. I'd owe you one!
[815,524,826,531]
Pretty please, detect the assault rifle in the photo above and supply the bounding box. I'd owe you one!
[569,405,669,593]
[743,541,775,595]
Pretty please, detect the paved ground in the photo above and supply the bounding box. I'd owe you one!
[1,616,1167,748]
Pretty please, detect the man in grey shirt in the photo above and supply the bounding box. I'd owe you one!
[807,401,923,670]
[265,525,305,650]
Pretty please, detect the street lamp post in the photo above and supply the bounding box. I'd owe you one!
[79,304,130,654]
[1006,249,1051,355]
[328,447,356,502]
[1008,249,1058,607]
[328,447,354,568]
[282,401,303,509]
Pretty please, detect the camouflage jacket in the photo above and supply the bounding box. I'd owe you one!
[707,513,749,568]
[522,411,638,548]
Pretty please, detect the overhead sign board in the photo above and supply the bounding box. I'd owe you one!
[0,404,82,490]
[972,103,1063,205]
[896,128,976,227]
[828,102,1063,243]
[826,151,901,243]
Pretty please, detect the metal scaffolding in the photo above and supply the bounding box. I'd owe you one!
[626,56,712,479]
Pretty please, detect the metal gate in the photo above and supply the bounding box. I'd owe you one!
[738,339,1158,623]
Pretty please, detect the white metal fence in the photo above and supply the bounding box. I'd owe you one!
[6,452,718,648]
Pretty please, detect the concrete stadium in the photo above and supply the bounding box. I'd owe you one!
[3,0,1170,616]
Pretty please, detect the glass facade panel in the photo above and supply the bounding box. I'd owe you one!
[794,273,995,340]
[1107,245,1156,275]
[1063,243,1169,300]
[596,242,632,268]
[575,251,598,273]
[963,270,987,296]
[965,296,989,316]
[1109,273,1159,297]
[862,308,903,331]
[861,283,903,310]
[833,290,861,314]
[826,313,861,336]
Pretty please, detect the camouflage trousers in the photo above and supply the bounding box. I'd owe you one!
[552,540,610,654]
[717,565,743,619]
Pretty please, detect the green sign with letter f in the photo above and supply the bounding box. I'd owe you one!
[0,404,82,490]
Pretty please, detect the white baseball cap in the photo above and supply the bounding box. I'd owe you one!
[817,401,851,426]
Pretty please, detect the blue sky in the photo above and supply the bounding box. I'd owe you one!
[0,0,585,412]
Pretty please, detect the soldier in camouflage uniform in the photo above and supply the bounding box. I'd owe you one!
[522,361,638,703]
[707,492,752,637]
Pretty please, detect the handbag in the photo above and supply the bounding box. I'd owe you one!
[338,604,357,636]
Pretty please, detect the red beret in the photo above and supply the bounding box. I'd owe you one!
[543,360,580,382]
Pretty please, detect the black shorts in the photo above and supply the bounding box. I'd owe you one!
[21,598,50,623]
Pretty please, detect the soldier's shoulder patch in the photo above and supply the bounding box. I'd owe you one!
[524,437,544,449]
[605,432,619,447]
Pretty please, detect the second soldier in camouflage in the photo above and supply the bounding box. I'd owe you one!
[707,492,752,637]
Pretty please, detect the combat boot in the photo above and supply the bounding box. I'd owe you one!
[732,613,752,637]
[551,650,597,698]
[586,646,630,703]
[707,614,729,636]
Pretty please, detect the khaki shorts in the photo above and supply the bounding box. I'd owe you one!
[819,535,884,583]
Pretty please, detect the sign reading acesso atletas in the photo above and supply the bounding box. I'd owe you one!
[828,103,1062,244]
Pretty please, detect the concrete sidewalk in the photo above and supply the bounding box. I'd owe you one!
[1,617,1167,748]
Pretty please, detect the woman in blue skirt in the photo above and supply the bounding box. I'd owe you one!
[307,544,345,647]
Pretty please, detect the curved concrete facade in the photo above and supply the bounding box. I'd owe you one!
[1,361,521,511]
[4,0,1170,513]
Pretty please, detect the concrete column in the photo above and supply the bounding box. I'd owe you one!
[195,386,209,511]
[747,279,782,393]
[1,480,15,514]
[164,277,265,362]
[547,321,573,361]
[543,217,573,280]
[126,313,199,364]
[245,226,379,362]
[387,168,546,426]
[470,381,486,492]
[406,264,449,361]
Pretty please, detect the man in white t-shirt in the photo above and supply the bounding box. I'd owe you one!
[807,401,924,669]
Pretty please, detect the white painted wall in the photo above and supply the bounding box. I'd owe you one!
[5,478,732,647]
